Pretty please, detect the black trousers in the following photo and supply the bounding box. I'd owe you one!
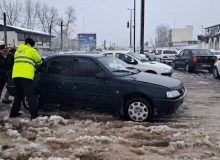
[10,78,38,118]
[0,75,7,98]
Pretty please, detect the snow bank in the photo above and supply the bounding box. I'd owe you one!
[73,146,92,156]
[45,137,70,148]
[75,135,129,144]
[169,141,190,149]
[49,115,68,125]
[6,129,21,138]
[29,158,72,160]
[147,125,172,134]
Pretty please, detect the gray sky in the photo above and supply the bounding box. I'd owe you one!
[15,0,220,47]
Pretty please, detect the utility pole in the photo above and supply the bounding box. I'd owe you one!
[133,0,136,52]
[128,8,133,49]
[3,12,7,46]
[60,20,64,51]
[49,25,52,49]
[140,0,145,54]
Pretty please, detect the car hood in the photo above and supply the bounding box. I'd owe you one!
[124,72,182,89]
[141,61,172,69]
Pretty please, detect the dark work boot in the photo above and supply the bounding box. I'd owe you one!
[9,112,22,118]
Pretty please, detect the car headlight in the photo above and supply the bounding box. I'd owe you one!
[166,90,180,98]
[160,67,172,72]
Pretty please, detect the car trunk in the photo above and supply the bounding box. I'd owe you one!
[194,55,217,65]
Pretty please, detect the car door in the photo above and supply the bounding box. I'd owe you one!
[179,50,191,68]
[37,57,76,106]
[174,50,184,67]
[115,53,138,66]
[73,57,118,113]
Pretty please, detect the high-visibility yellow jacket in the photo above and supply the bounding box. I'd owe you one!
[12,44,42,80]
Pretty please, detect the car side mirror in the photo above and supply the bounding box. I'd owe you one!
[95,72,108,80]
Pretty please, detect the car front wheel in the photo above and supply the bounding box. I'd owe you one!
[124,98,153,122]
[185,63,193,73]
[213,67,219,79]
[172,62,177,69]
[23,94,43,110]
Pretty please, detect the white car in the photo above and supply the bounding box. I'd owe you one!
[155,49,178,63]
[213,60,220,79]
[102,51,173,76]
[210,50,220,59]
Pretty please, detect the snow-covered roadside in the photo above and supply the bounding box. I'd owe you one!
[0,71,220,160]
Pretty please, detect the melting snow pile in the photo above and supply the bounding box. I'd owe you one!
[147,125,172,133]
[33,115,68,125]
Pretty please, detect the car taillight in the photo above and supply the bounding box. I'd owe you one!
[192,56,198,63]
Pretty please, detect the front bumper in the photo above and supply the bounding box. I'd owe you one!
[152,88,187,115]
[161,59,174,63]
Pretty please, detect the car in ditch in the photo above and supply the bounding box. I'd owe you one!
[7,54,186,122]
[102,51,173,76]
[173,49,217,73]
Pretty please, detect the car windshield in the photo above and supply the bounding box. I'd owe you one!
[163,50,177,54]
[98,56,140,76]
[128,52,149,62]
[192,50,214,56]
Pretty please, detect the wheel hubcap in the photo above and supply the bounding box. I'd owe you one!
[128,102,148,122]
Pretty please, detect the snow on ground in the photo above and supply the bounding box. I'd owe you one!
[0,71,220,159]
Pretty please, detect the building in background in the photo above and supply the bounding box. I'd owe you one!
[0,24,54,50]
[198,24,220,50]
[171,25,198,47]
[77,33,96,51]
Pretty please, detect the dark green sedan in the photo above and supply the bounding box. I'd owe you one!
[7,54,186,122]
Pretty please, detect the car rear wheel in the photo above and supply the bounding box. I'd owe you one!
[124,98,153,122]
[213,67,219,79]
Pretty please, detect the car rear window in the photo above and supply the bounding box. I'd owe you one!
[191,50,214,56]
[163,50,177,54]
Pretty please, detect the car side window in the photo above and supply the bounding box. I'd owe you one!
[126,55,138,65]
[115,53,126,62]
[182,50,190,57]
[73,58,102,77]
[46,57,74,75]
[179,51,184,57]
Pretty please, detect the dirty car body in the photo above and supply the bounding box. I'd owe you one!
[7,54,186,122]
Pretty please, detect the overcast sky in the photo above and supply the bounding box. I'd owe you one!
[15,0,220,47]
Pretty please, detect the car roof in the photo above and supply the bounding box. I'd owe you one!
[44,53,105,62]
[102,50,130,54]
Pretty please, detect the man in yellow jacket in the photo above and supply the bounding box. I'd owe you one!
[9,38,42,119]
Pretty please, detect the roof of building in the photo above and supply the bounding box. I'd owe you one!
[205,24,220,29]
[0,23,55,37]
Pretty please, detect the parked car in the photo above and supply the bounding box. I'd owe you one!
[210,50,220,59]
[213,60,220,79]
[102,51,173,76]
[155,49,178,63]
[7,54,186,122]
[173,49,217,73]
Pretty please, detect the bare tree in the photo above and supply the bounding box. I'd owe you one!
[0,0,23,25]
[24,0,40,29]
[64,6,76,37]
[155,24,170,47]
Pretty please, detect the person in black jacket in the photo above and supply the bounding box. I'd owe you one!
[2,47,16,103]
[0,45,15,104]
[0,45,8,101]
